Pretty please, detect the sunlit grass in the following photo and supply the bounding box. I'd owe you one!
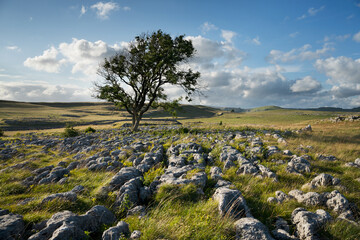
[125,197,236,239]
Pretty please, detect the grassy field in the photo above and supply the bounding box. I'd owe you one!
[0,100,350,133]
[0,101,359,239]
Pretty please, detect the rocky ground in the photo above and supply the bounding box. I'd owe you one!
[0,125,359,240]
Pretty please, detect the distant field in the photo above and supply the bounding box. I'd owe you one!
[1,100,359,162]
[0,101,127,133]
[0,100,358,134]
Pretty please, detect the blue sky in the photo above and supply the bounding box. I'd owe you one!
[1,0,360,108]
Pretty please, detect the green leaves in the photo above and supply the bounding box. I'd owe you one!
[94,29,201,131]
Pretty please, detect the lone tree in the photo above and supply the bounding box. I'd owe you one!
[94,30,201,131]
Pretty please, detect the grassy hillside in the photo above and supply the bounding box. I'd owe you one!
[1,100,358,133]
[0,101,220,133]
[0,101,124,132]
[249,105,283,112]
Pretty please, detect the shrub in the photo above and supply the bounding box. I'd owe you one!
[85,126,96,133]
[176,127,190,134]
[0,128,3,137]
[62,124,79,137]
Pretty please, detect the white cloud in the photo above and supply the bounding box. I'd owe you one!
[0,81,93,102]
[336,34,350,41]
[315,56,360,85]
[201,22,218,34]
[221,30,237,43]
[298,6,325,20]
[353,31,360,42]
[59,38,122,76]
[24,47,66,73]
[24,38,124,76]
[186,35,245,70]
[21,34,359,108]
[249,64,302,74]
[181,35,336,108]
[267,43,333,63]
[0,73,22,79]
[91,2,119,19]
[289,32,299,38]
[195,66,327,108]
[123,6,131,11]
[80,5,86,16]
[324,34,350,42]
[308,6,325,16]
[315,56,360,98]
[290,76,321,93]
[251,36,261,45]
[6,45,20,51]
[330,85,360,98]
[201,71,232,87]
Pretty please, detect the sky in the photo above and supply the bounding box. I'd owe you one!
[0,0,360,108]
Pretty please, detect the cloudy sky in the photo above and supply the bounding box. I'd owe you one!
[1,0,360,108]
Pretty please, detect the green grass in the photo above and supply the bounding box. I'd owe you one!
[143,165,164,186]
[325,220,360,240]
[125,197,236,239]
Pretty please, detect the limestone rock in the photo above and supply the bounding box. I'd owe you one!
[0,212,25,240]
[130,230,142,239]
[271,217,298,240]
[234,217,274,240]
[109,167,142,190]
[223,159,236,170]
[210,166,223,181]
[213,187,251,219]
[302,173,340,189]
[275,191,291,203]
[83,205,116,229]
[29,205,116,240]
[316,154,337,161]
[102,221,130,240]
[286,156,311,174]
[49,221,87,240]
[220,145,241,162]
[28,211,78,240]
[115,177,143,208]
[323,190,350,214]
[291,208,331,240]
[288,190,323,206]
[42,191,77,204]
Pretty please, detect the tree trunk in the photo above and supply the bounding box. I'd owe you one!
[131,114,141,132]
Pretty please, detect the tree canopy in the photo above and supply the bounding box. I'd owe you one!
[94,30,201,131]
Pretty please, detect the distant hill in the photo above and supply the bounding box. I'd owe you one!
[0,100,112,108]
[249,105,283,112]
[1,100,359,114]
[30,102,113,108]
[218,107,246,113]
[0,100,45,108]
[303,107,360,112]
